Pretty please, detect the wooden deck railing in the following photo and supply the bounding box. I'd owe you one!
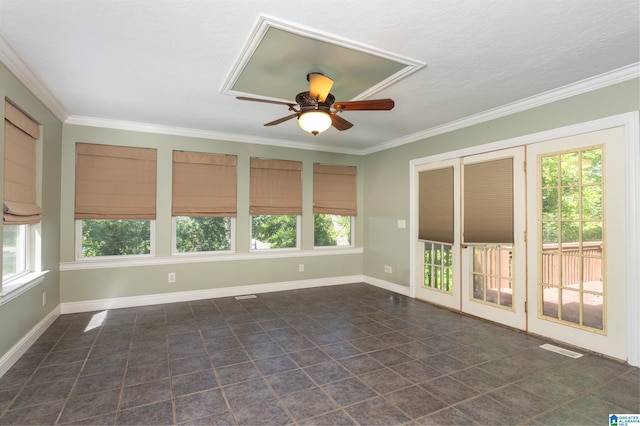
[541,241,602,286]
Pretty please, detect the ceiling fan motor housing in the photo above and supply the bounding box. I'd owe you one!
[296,91,335,113]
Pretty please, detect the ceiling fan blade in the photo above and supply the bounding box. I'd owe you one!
[331,113,354,131]
[237,96,296,108]
[308,73,334,102]
[333,99,395,111]
[264,113,298,126]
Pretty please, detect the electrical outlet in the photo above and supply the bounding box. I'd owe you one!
[298,264,304,272]
[168,272,176,283]
[42,291,46,306]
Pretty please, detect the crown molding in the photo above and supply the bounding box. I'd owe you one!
[363,62,640,155]
[67,56,638,157]
[65,115,362,155]
[0,35,68,122]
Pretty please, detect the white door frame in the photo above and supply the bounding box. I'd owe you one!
[409,111,639,366]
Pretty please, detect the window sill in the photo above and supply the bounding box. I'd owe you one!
[0,270,49,306]
[60,247,364,271]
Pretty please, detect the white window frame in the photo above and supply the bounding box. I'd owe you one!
[1,127,45,304]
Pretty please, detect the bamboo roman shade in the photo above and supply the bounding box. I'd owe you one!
[313,164,357,216]
[418,167,454,243]
[463,158,514,244]
[75,143,157,219]
[250,158,302,215]
[172,151,237,217]
[4,101,42,224]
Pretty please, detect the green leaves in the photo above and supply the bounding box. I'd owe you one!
[176,216,231,252]
[82,219,151,257]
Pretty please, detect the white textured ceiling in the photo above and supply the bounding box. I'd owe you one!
[0,0,638,154]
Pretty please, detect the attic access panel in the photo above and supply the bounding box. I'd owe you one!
[223,16,424,102]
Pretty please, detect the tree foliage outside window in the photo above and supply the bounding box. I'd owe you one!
[251,215,297,249]
[314,214,351,247]
[424,242,453,293]
[176,216,231,252]
[541,148,602,245]
[80,214,351,255]
[81,219,151,257]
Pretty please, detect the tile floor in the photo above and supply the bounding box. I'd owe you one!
[0,283,638,425]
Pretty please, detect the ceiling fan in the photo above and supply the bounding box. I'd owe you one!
[236,73,395,136]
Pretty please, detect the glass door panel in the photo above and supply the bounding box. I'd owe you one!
[471,245,513,308]
[537,147,604,331]
[414,158,460,311]
[424,242,454,293]
[527,126,627,361]
[461,147,527,330]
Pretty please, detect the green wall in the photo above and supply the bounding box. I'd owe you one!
[362,79,640,287]
[0,63,62,358]
[59,125,365,303]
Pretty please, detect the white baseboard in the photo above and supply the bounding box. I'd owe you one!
[61,275,369,314]
[363,275,411,297]
[0,305,60,378]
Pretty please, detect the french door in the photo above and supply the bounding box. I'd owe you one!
[414,148,526,330]
[526,127,627,360]
[460,148,527,330]
[413,125,628,360]
[414,159,461,311]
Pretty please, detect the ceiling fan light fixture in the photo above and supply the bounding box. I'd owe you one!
[298,110,332,135]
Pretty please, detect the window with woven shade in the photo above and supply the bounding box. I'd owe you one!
[313,163,356,247]
[75,143,157,258]
[3,100,41,282]
[172,151,237,253]
[250,158,302,249]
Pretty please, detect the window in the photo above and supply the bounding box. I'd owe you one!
[3,224,28,281]
[471,245,513,307]
[463,157,515,308]
[251,215,298,249]
[75,143,156,258]
[424,242,453,293]
[175,217,232,252]
[80,219,152,257]
[172,151,236,253]
[418,166,454,293]
[314,214,352,247]
[250,158,302,250]
[313,164,356,247]
[3,101,41,283]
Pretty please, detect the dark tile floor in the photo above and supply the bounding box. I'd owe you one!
[0,283,638,425]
